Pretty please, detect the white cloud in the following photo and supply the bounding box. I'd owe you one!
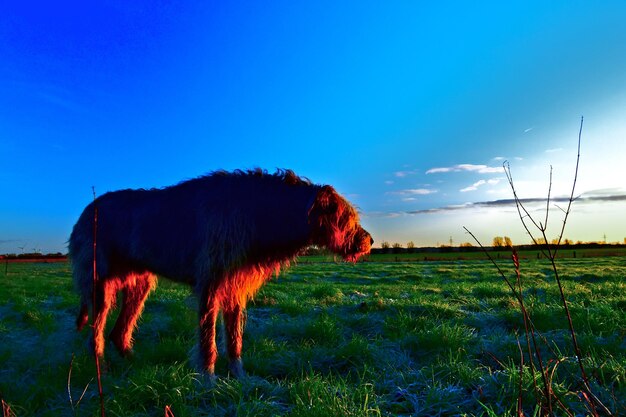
[582,187,626,197]
[426,164,504,175]
[459,178,502,193]
[460,180,486,192]
[394,170,418,177]
[363,211,404,218]
[388,188,438,196]
[524,127,534,133]
[406,192,626,216]
[407,189,437,195]
[425,167,453,174]
[486,187,510,195]
[545,148,563,153]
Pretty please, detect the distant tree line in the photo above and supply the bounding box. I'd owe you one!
[371,238,626,254]
[0,252,66,260]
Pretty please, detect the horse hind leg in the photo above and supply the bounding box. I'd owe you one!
[109,272,156,356]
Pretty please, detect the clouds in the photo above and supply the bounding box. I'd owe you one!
[387,161,506,204]
[545,147,563,153]
[393,161,506,178]
[387,168,437,201]
[386,188,438,202]
[363,211,404,219]
[426,164,504,174]
[460,178,501,192]
[422,162,505,193]
[387,188,437,196]
[393,169,419,178]
[582,187,626,198]
[404,191,626,215]
[363,189,626,219]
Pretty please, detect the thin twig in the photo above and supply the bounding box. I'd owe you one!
[503,162,549,259]
[500,117,611,416]
[92,187,106,417]
[68,353,92,414]
[547,358,578,417]
[557,116,583,246]
[516,335,524,417]
[75,380,92,413]
[513,248,541,403]
[463,227,552,413]
[544,166,553,233]
[68,354,75,410]
[542,118,601,414]
[2,399,15,417]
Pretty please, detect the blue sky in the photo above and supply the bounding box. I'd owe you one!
[1,1,626,253]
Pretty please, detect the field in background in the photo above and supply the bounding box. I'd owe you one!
[4,245,626,264]
[0,257,624,416]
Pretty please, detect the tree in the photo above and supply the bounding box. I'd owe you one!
[391,242,403,254]
[406,241,415,249]
[381,241,390,249]
[492,236,505,247]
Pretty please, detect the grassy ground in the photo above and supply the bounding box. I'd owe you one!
[0,257,624,416]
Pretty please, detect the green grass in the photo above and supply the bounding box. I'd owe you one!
[0,258,625,416]
[304,246,626,263]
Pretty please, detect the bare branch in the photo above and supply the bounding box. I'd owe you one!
[555,116,583,246]
[503,162,550,258]
[470,118,612,415]
[544,165,553,233]
[91,187,106,417]
[554,204,567,215]
[464,226,552,412]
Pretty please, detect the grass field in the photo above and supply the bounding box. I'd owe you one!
[0,256,624,416]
